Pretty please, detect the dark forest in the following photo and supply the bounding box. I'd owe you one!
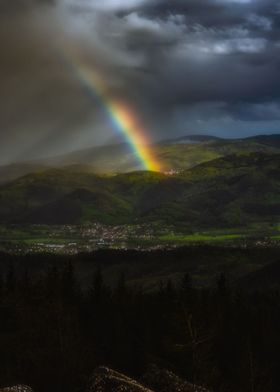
[0,250,280,392]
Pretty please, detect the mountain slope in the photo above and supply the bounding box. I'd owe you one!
[38,135,280,172]
[1,135,280,184]
[245,134,280,148]
[0,163,49,185]
[0,152,280,228]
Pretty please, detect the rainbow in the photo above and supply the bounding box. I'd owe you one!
[61,50,161,172]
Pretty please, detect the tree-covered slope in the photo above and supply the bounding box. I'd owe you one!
[0,152,280,228]
[1,134,280,184]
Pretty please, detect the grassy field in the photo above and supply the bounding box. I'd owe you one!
[1,223,280,253]
[159,232,244,243]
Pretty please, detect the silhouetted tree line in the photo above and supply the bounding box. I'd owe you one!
[0,260,279,392]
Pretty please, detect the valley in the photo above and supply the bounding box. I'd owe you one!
[1,223,280,254]
[1,135,280,253]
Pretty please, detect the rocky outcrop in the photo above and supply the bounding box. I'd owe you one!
[87,366,211,392]
[0,386,33,392]
[142,365,210,392]
[87,367,153,392]
[0,366,211,392]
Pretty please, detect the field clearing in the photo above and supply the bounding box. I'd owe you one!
[159,233,245,242]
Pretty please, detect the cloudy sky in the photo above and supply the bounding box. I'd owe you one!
[0,0,280,163]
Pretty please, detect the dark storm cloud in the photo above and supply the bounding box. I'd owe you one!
[0,0,280,163]
[0,0,55,13]
[121,0,280,118]
[229,102,280,121]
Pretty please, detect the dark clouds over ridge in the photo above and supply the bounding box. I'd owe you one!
[0,0,280,163]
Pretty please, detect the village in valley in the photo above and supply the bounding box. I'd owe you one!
[1,223,280,254]
[0,223,172,254]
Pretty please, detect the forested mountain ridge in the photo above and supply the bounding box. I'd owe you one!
[1,134,280,183]
[0,152,280,229]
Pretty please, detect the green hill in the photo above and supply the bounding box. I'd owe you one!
[1,134,280,184]
[155,137,280,170]
[1,152,280,230]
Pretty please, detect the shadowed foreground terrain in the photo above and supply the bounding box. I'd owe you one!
[1,366,210,392]
[0,248,280,392]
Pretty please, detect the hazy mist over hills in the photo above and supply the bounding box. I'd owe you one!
[1,0,280,163]
[0,135,280,232]
[1,133,280,182]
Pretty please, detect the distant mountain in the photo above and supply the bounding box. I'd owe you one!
[1,152,280,228]
[245,134,280,148]
[160,134,222,144]
[0,163,49,185]
[153,135,280,171]
[1,134,280,184]
[164,133,280,146]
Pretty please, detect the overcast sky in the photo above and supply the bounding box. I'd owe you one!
[0,0,280,163]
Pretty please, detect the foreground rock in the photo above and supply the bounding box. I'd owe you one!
[0,387,33,392]
[142,365,210,392]
[87,366,211,392]
[0,366,211,392]
[87,367,154,392]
